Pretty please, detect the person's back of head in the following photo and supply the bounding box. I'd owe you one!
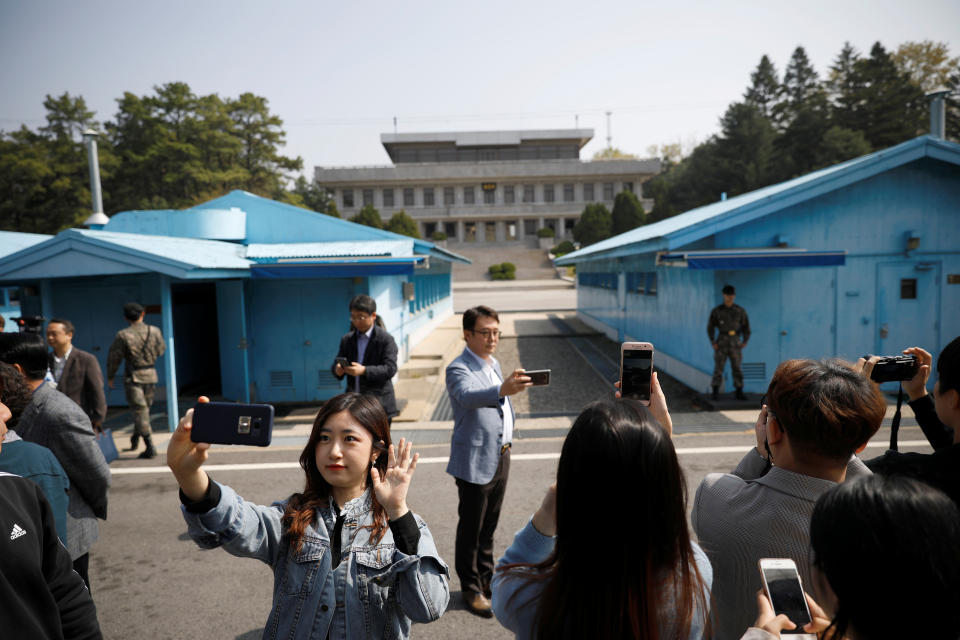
[0,332,48,382]
[537,398,707,640]
[766,358,885,465]
[123,302,144,322]
[810,474,960,639]
[0,362,33,427]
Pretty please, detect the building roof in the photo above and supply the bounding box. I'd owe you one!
[381,128,595,149]
[556,135,960,265]
[0,230,52,258]
[245,240,415,260]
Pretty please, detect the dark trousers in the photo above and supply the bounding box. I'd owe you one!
[712,338,744,389]
[455,449,510,596]
[73,553,90,592]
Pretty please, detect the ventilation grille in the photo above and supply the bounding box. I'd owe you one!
[742,363,766,380]
[318,370,340,388]
[269,370,294,387]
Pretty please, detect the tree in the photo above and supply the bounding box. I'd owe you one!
[847,43,926,150]
[350,204,383,228]
[291,175,338,216]
[573,203,612,246]
[893,41,959,92]
[611,190,645,235]
[826,42,863,134]
[773,47,825,130]
[385,210,420,238]
[744,55,781,120]
[227,92,303,198]
[592,147,637,160]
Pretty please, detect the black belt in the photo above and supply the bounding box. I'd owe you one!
[131,365,154,370]
[500,443,512,455]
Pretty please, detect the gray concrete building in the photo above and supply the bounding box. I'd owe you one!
[314,129,659,245]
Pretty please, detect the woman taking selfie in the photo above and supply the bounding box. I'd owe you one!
[167,392,449,640]
[491,374,712,640]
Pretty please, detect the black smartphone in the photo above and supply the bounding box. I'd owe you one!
[191,402,274,447]
[335,357,350,369]
[525,369,551,386]
[620,342,654,405]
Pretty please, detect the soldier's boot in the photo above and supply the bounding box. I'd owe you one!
[711,386,719,401]
[735,387,746,401]
[138,435,157,459]
[125,433,140,452]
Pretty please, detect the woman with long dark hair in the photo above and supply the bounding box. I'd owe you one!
[167,392,449,639]
[491,374,712,639]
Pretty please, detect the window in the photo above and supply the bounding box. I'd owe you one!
[443,187,455,205]
[544,184,555,203]
[362,189,373,206]
[603,183,614,200]
[423,222,437,237]
[444,222,456,238]
[578,272,617,289]
[901,278,917,299]
[403,188,415,207]
[483,188,495,204]
[505,220,518,241]
[479,149,497,161]
[646,272,658,296]
[485,222,496,242]
[524,219,538,235]
[464,222,477,241]
[464,186,475,205]
[382,189,394,208]
[342,189,354,208]
[563,183,574,202]
[623,182,634,193]
[523,184,535,203]
[583,183,594,201]
[504,185,515,204]
[423,188,435,207]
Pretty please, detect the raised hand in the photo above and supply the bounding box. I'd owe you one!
[370,438,419,521]
[166,396,212,501]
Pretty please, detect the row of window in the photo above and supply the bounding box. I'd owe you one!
[393,144,581,164]
[578,272,659,296]
[408,273,450,313]
[339,181,634,208]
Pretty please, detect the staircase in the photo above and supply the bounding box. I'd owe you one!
[448,243,559,281]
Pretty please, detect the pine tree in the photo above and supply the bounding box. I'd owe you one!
[744,55,781,120]
[611,190,645,235]
[573,203,612,246]
[385,210,420,238]
[827,42,863,134]
[350,204,383,228]
[850,42,926,150]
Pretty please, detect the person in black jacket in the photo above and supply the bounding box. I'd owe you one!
[332,295,399,420]
[0,414,101,639]
[864,336,960,505]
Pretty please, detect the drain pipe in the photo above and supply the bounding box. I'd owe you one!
[82,129,109,229]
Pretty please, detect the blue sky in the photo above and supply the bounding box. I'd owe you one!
[1,0,957,174]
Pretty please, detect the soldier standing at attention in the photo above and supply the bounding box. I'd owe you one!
[708,284,750,401]
[106,302,165,458]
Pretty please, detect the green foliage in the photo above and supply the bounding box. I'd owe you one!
[430,230,447,241]
[291,176,338,217]
[488,262,516,280]
[592,147,638,160]
[350,204,383,229]
[536,226,555,238]
[385,210,420,238]
[573,203,612,246]
[488,264,503,274]
[744,55,781,119]
[551,240,575,256]
[611,190,646,235]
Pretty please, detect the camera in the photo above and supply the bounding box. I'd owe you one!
[863,354,918,383]
[15,316,45,335]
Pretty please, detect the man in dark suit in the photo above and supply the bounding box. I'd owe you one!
[331,295,399,420]
[0,332,110,593]
[47,318,107,432]
[445,305,531,617]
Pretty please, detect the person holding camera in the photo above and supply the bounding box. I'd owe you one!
[692,358,885,640]
[864,336,960,505]
[168,392,449,639]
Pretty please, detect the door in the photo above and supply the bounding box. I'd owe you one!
[778,268,837,362]
[876,262,940,375]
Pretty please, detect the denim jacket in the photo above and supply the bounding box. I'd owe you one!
[182,482,449,640]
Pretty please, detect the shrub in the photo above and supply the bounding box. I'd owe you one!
[537,226,556,238]
[431,230,447,241]
[501,262,516,273]
[488,264,504,275]
[552,240,575,256]
[488,262,516,280]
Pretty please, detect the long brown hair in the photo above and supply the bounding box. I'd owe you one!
[282,393,391,552]
[501,398,710,640]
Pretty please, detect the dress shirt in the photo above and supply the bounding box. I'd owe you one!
[51,347,72,383]
[355,326,373,393]
[463,346,512,445]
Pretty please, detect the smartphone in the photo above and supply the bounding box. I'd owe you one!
[758,558,812,633]
[335,357,350,369]
[525,369,551,386]
[620,342,654,405]
[191,402,274,447]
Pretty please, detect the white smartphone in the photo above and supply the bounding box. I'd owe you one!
[620,342,654,406]
[758,558,813,634]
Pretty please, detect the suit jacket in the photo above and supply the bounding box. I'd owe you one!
[444,348,513,485]
[332,325,399,417]
[17,383,111,560]
[50,347,107,427]
[692,448,870,640]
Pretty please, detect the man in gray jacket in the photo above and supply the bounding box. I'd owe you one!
[445,306,530,617]
[0,332,110,592]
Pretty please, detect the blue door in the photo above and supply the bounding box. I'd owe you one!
[876,261,940,390]
[778,267,837,362]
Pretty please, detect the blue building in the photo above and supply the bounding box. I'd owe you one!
[0,190,468,428]
[556,135,960,394]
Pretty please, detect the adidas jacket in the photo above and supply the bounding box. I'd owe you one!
[0,472,101,639]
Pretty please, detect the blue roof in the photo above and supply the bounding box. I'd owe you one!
[246,240,415,260]
[556,135,960,265]
[0,230,52,258]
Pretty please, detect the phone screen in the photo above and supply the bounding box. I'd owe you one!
[765,567,812,628]
[621,350,652,402]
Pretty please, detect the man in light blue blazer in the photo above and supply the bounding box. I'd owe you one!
[445,305,531,617]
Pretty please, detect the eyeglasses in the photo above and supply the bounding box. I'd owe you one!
[470,329,502,339]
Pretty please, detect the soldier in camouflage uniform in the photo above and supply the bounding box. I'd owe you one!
[106,302,165,458]
[707,284,750,401]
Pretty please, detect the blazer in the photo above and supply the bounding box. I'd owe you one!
[17,383,111,560]
[692,448,870,640]
[332,325,398,417]
[50,348,107,427]
[444,348,513,485]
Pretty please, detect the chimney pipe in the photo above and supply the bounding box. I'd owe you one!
[926,88,952,140]
[82,129,109,229]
